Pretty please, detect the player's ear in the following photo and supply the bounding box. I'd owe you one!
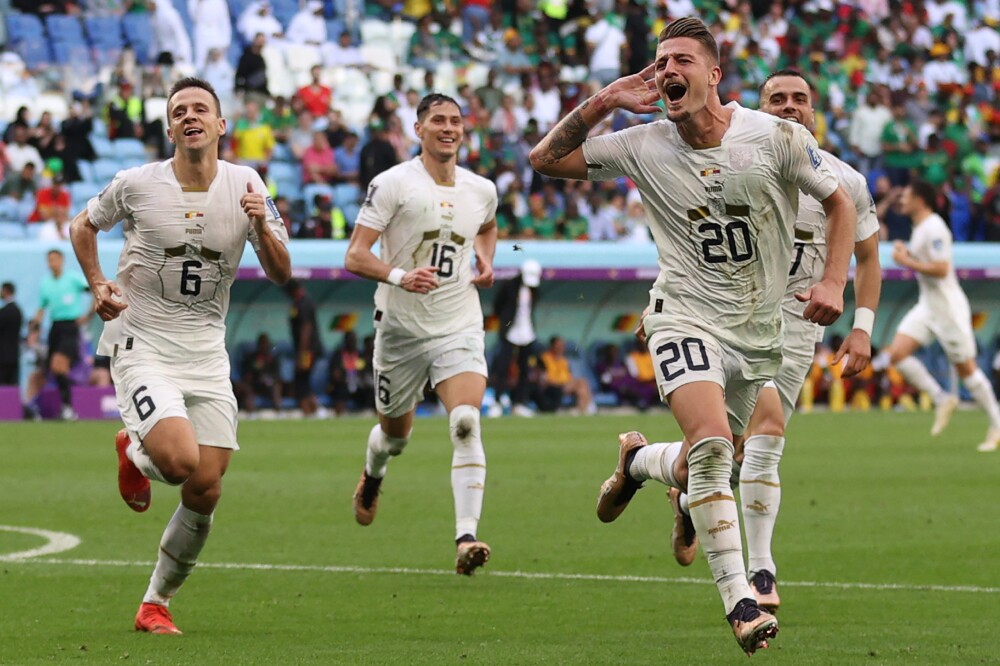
[709,64,722,87]
[218,117,227,136]
[166,126,175,144]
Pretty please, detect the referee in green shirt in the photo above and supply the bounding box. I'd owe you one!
[30,249,93,420]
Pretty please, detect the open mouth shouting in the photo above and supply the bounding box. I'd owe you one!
[183,126,205,138]
[665,82,688,105]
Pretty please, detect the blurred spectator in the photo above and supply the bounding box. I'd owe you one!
[234,333,283,415]
[965,20,1000,67]
[238,1,285,45]
[289,111,316,160]
[495,29,533,89]
[490,259,541,418]
[296,65,333,117]
[0,162,39,223]
[322,30,366,68]
[984,177,1000,242]
[621,190,651,243]
[263,96,297,144]
[273,194,294,236]
[284,279,323,417]
[30,112,59,162]
[200,48,237,110]
[31,249,92,422]
[60,102,97,172]
[993,337,1000,394]
[236,33,270,105]
[0,282,23,387]
[334,131,361,185]
[528,63,561,133]
[29,173,72,241]
[189,0,232,71]
[880,104,919,187]
[324,109,350,149]
[490,93,529,145]
[585,10,626,86]
[536,335,594,414]
[923,43,966,95]
[107,80,145,140]
[4,106,31,145]
[559,195,589,240]
[849,90,892,174]
[301,131,338,185]
[233,101,276,167]
[359,120,398,192]
[624,338,658,409]
[6,126,44,174]
[12,0,80,15]
[297,194,334,238]
[287,0,328,58]
[408,14,466,73]
[520,193,558,238]
[474,69,504,114]
[461,0,492,43]
[589,189,625,241]
[326,330,370,415]
[150,0,193,66]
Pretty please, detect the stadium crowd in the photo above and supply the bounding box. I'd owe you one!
[0,0,998,241]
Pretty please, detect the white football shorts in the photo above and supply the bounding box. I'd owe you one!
[896,301,976,364]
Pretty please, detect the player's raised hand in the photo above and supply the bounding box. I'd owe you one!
[471,254,494,289]
[93,279,128,321]
[833,329,872,378]
[401,266,440,294]
[891,240,911,267]
[604,63,661,115]
[795,279,844,326]
[241,181,265,225]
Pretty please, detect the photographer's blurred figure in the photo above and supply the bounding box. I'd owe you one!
[489,259,541,417]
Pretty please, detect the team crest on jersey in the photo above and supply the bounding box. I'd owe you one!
[728,146,754,171]
[807,145,822,169]
[932,239,943,251]
[440,200,455,221]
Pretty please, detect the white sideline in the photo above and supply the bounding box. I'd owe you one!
[10,556,1000,595]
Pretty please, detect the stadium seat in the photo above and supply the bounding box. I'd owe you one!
[359,18,391,46]
[114,138,147,160]
[15,39,53,69]
[360,43,396,71]
[76,160,96,184]
[93,158,121,183]
[144,97,169,128]
[121,13,153,64]
[332,183,360,209]
[69,181,103,210]
[267,161,301,184]
[90,135,116,160]
[302,183,336,208]
[84,15,124,49]
[6,13,44,40]
[262,45,295,98]
[270,0,298,27]
[284,43,322,76]
[45,14,86,45]
[51,42,94,70]
[0,222,26,240]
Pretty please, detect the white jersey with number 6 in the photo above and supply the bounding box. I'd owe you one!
[582,102,841,358]
[355,157,498,339]
[87,160,288,358]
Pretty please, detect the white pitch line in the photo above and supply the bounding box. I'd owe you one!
[10,556,1000,595]
[0,525,82,562]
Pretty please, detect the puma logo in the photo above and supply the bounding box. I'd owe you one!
[707,519,737,536]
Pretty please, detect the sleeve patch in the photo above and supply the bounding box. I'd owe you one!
[807,145,822,169]
[265,196,280,219]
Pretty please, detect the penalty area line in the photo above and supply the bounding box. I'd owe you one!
[9,557,1000,595]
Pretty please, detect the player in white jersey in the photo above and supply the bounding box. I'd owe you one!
[69,78,290,635]
[530,18,857,655]
[344,93,498,575]
[662,71,883,612]
[873,180,1000,452]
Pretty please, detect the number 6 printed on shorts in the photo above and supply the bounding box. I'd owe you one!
[132,385,157,421]
[656,338,710,381]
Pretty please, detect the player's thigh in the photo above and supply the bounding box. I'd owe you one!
[767,346,815,428]
[373,332,432,418]
[428,331,488,399]
[929,315,978,366]
[184,366,240,450]
[436,372,487,412]
[893,304,934,358]
[112,353,193,446]
[649,328,730,438]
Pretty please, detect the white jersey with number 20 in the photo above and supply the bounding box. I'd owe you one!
[87,160,288,358]
[583,103,841,357]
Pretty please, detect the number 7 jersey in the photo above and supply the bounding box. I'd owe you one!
[582,102,841,355]
[355,157,498,338]
[87,160,289,358]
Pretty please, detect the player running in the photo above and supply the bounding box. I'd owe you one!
[872,180,1000,452]
[345,93,498,575]
[530,18,857,655]
[660,70,883,613]
[70,77,290,635]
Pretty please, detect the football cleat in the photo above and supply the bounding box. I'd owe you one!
[976,427,1000,453]
[134,602,182,635]
[455,540,491,576]
[352,471,382,526]
[116,429,151,512]
[727,599,778,656]
[668,487,698,566]
[596,432,647,523]
[749,570,781,613]
[930,394,959,436]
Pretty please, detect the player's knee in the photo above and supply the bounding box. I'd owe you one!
[160,452,199,485]
[684,422,732,448]
[384,432,409,457]
[449,404,481,447]
[687,436,735,483]
[751,413,784,438]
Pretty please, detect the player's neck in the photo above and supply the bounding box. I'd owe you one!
[172,152,219,191]
[420,153,456,186]
[677,103,733,150]
[911,208,932,225]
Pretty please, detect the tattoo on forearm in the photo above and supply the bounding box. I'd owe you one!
[539,104,592,165]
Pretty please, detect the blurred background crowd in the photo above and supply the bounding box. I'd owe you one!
[0,0,997,242]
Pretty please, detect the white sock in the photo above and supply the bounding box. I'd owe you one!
[450,405,486,540]
[871,350,890,372]
[365,425,409,478]
[895,357,947,404]
[687,436,753,615]
[740,435,785,577]
[127,440,173,485]
[143,504,213,606]
[964,369,1000,429]
[628,441,683,489]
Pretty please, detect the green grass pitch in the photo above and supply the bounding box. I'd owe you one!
[1,412,998,665]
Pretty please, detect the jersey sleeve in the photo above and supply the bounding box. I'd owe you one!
[924,224,952,263]
[775,123,839,202]
[583,131,635,182]
[246,170,289,251]
[87,171,129,231]
[354,170,400,233]
[845,170,880,241]
[480,180,499,228]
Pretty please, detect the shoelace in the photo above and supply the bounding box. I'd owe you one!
[752,571,776,595]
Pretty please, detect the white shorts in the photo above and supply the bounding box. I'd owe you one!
[647,324,777,436]
[111,349,239,450]
[373,329,487,418]
[897,301,976,364]
[763,316,818,424]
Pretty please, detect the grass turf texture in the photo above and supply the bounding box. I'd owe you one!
[1,412,998,665]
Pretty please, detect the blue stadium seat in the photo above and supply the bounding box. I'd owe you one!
[302,183,336,208]
[69,181,103,210]
[94,47,123,68]
[121,13,153,64]
[45,14,86,45]
[15,39,53,68]
[93,158,121,183]
[51,42,94,69]
[6,13,44,40]
[271,0,298,27]
[114,138,146,160]
[76,160,96,184]
[90,135,115,160]
[340,202,360,227]
[267,161,300,183]
[84,15,124,49]
[332,183,360,208]
[0,222,26,240]
[274,178,302,203]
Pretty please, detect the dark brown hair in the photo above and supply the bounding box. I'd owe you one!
[658,17,719,64]
[167,77,222,116]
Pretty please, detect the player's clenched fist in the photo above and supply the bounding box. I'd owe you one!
[401,266,440,294]
[93,279,128,321]
[795,279,844,326]
[240,182,265,224]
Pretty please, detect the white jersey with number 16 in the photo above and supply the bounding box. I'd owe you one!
[87,160,289,358]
